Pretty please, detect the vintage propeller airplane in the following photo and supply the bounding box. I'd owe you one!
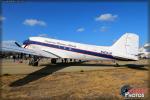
[1,33,139,66]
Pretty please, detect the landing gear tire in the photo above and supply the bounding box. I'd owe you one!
[33,61,38,66]
[51,59,57,64]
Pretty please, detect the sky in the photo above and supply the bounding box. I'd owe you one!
[1,1,148,47]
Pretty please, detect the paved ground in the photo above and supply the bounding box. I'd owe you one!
[1,59,148,75]
[1,59,115,75]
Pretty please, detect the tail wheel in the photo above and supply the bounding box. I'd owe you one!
[51,59,57,64]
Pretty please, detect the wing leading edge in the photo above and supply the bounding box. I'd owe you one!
[1,41,59,58]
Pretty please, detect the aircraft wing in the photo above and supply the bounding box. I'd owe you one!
[1,41,59,58]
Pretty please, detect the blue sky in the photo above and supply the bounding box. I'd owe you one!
[1,1,148,47]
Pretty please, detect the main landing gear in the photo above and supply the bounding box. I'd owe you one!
[29,56,40,66]
[50,58,82,64]
[51,58,57,64]
[51,58,67,64]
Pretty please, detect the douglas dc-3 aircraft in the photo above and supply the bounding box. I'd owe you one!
[1,33,139,66]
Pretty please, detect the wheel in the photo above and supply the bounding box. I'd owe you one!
[70,59,72,62]
[51,59,57,64]
[33,61,38,66]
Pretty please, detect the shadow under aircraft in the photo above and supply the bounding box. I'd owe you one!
[9,62,148,87]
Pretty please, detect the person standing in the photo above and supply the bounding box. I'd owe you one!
[13,55,16,62]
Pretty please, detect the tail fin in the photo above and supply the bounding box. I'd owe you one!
[111,33,139,60]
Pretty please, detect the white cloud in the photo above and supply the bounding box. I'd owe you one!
[23,19,46,26]
[100,26,107,32]
[0,16,6,21]
[95,13,118,22]
[76,28,85,32]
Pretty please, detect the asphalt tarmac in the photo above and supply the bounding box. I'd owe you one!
[1,59,148,75]
[1,59,116,75]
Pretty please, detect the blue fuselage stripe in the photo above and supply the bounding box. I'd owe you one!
[24,40,114,59]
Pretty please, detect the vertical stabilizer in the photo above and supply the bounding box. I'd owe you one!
[111,33,139,60]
